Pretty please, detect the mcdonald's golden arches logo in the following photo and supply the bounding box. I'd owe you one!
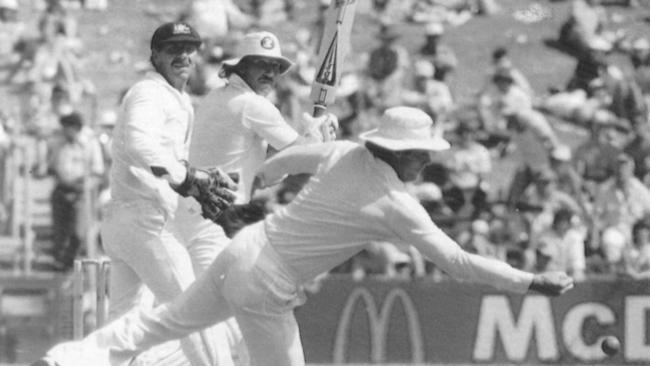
[333,287,424,363]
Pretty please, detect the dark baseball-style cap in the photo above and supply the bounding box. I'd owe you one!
[150,22,202,50]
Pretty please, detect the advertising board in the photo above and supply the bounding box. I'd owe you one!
[296,277,650,364]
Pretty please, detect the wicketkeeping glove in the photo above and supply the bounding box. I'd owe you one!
[172,164,238,221]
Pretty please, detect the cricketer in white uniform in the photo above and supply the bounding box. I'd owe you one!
[37,107,574,366]
[173,30,338,365]
[95,22,234,366]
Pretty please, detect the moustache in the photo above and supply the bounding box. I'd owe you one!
[172,58,192,67]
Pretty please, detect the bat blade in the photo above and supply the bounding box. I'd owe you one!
[310,0,358,116]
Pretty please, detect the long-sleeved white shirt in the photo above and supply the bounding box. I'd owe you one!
[190,74,298,203]
[109,72,193,214]
[258,141,534,292]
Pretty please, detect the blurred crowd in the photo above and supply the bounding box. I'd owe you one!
[1,0,649,281]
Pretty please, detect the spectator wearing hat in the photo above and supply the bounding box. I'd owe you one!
[478,66,533,137]
[418,22,457,82]
[46,112,104,270]
[444,120,491,217]
[36,106,573,366]
[401,59,454,124]
[364,24,410,111]
[480,47,533,98]
[94,22,239,366]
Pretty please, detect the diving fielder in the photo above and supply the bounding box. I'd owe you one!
[35,107,574,366]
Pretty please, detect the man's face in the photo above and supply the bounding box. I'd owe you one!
[494,78,512,93]
[62,125,81,142]
[238,57,284,96]
[395,150,432,182]
[152,42,199,88]
[590,49,609,67]
[616,160,634,182]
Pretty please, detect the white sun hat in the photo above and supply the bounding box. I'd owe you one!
[222,31,294,75]
[359,107,450,151]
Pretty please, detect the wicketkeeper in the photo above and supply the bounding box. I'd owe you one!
[81,22,237,366]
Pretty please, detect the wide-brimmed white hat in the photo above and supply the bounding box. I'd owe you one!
[222,31,294,75]
[359,107,450,151]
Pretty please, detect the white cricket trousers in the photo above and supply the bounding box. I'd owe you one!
[46,221,306,366]
[98,199,234,366]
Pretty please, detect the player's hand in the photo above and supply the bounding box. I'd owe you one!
[301,112,338,142]
[172,164,238,221]
[319,113,339,142]
[529,271,574,296]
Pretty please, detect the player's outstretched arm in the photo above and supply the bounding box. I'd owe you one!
[528,271,574,296]
[254,143,337,190]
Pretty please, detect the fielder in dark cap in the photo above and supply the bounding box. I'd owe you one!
[148,21,203,90]
[150,21,202,50]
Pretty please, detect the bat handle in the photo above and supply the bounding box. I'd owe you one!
[313,104,327,117]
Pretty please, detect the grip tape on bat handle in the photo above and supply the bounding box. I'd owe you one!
[313,104,327,117]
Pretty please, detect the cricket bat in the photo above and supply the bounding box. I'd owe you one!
[310,0,358,118]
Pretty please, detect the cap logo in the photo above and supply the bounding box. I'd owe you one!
[173,23,191,35]
[260,36,275,50]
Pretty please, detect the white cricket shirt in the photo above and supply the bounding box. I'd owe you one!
[109,72,193,214]
[260,142,534,292]
[189,74,298,203]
